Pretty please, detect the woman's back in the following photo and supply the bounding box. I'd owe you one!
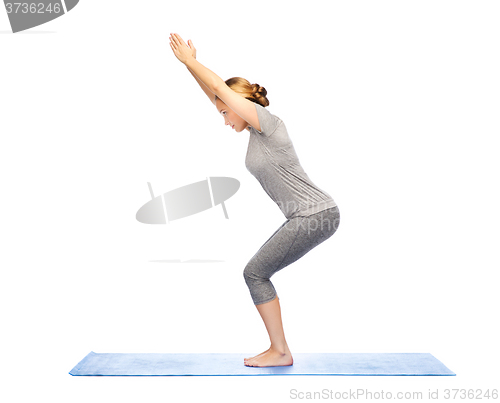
[246,103,337,219]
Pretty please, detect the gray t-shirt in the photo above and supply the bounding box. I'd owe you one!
[245,103,337,219]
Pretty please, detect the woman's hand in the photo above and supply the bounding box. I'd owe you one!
[188,39,196,59]
[169,33,195,64]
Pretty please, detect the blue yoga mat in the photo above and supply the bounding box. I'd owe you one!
[69,352,455,376]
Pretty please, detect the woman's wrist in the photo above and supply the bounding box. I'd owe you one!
[183,55,196,67]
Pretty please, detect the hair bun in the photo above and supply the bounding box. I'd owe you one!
[252,84,268,107]
[252,83,267,98]
[225,77,270,107]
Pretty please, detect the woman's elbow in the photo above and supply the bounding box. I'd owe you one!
[212,78,227,95]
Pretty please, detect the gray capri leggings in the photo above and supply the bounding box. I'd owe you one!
[243,206,340,305]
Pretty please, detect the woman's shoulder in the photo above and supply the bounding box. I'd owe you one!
[252,103,283,137]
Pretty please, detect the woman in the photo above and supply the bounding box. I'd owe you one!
[169,33,340,368]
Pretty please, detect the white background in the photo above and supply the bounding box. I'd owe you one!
[1,0,499,401]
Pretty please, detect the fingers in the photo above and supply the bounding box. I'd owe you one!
[170,33,184,47]
[169,33,178,48]
[169,33,193,62]
[169,39,180,58]
[176,33,188,47]
[169,38,177,54]
[171,33,192,54]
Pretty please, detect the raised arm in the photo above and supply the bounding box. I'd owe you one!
[169,33,261,131]
[187,65,217,105]
[183,39,217,105]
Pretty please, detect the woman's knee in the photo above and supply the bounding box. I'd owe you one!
[243,260,267,283]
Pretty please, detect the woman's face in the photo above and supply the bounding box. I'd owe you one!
[215,98,249,133]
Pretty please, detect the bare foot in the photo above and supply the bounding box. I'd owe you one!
[244,347,293,367]
[244,348,270,362]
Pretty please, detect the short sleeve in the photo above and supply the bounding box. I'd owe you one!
[253,103,281,137]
